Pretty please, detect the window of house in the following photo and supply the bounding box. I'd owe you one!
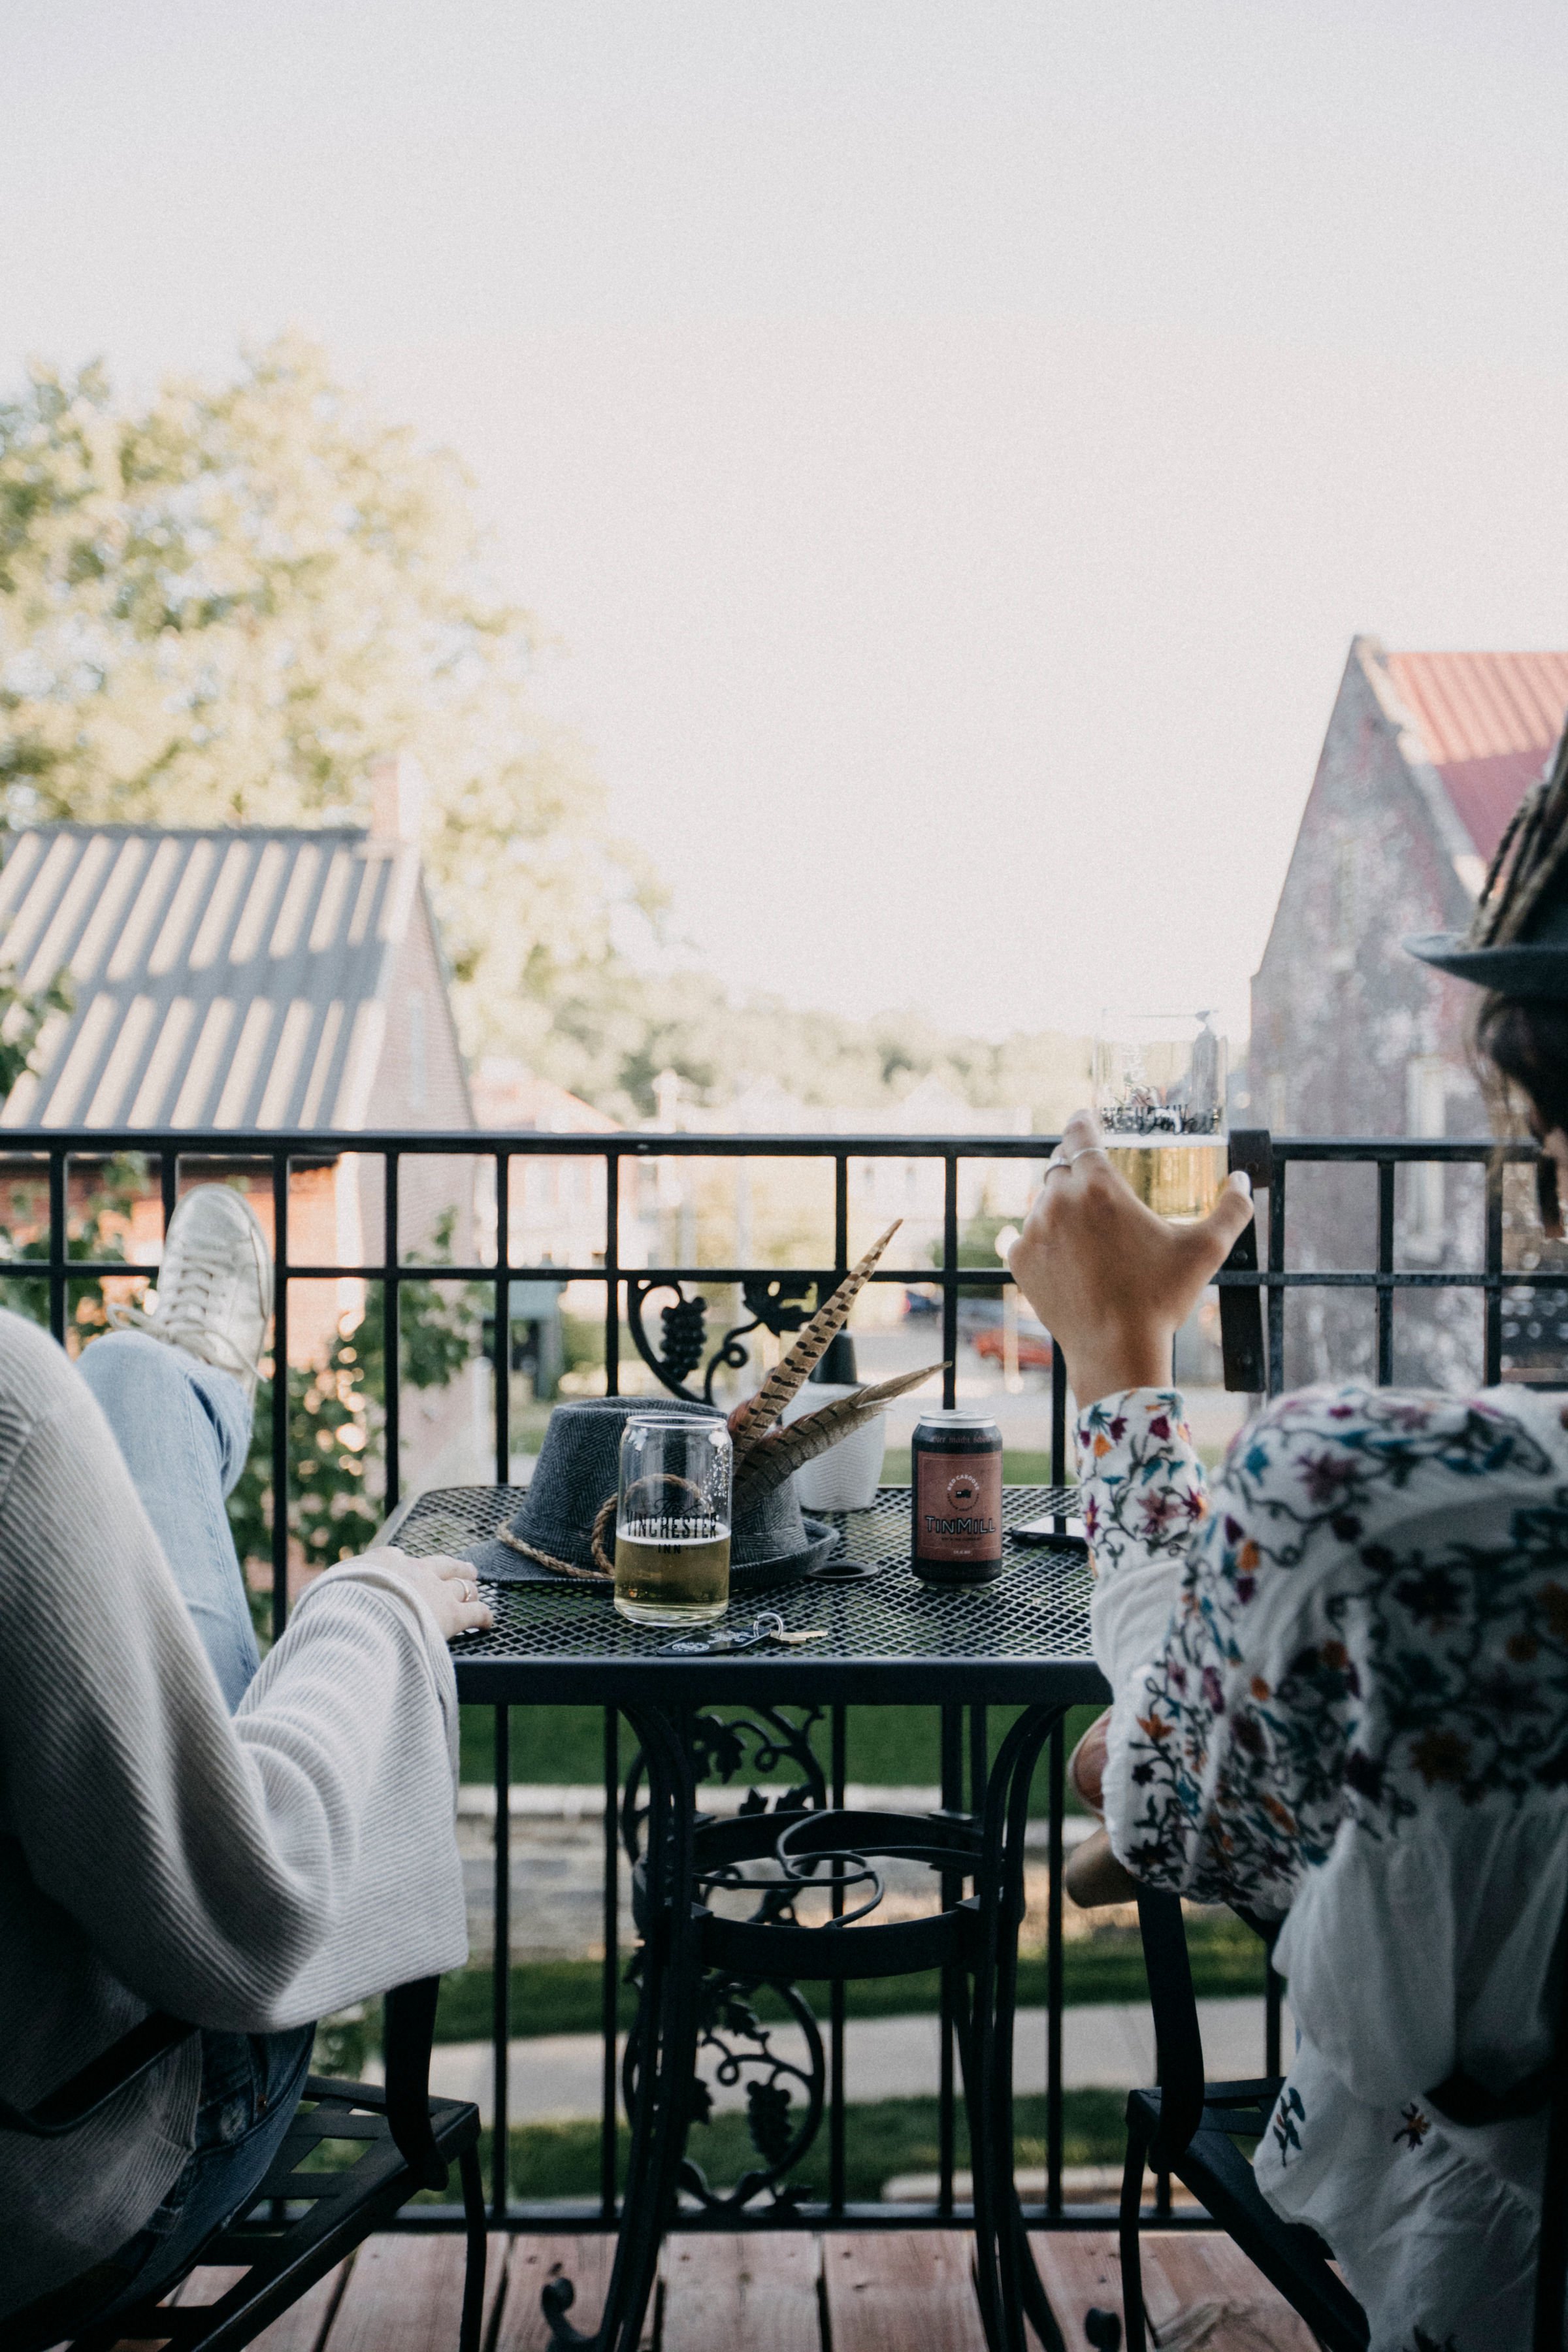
[1407,1055,1447,1254]
[407,988,427,1112]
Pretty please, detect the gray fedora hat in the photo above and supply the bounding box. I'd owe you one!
[467,1396,841,1588]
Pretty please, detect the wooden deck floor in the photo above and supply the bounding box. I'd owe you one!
[144,2228,1317,2351]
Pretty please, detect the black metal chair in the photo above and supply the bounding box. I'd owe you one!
[1117,1887,1568,2352]
[1,1978,485,2352]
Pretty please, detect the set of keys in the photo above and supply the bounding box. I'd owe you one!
[659,1609,831,1657]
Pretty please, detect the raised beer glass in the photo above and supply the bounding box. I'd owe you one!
[1093,1009,1228,1222]
[613,1411,733,1626]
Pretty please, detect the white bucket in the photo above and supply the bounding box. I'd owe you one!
[780,1382,887,1511]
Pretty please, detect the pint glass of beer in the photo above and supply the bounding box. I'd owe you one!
[613,1411,733,1625]
[1093,1009,1228,1222]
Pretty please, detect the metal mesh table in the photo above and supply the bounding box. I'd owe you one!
[385,1482,1107,1708]
[384,1480,1107,2352]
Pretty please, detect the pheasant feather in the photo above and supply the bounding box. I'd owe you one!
[734,1362,945,1503]
[727,1219,902,1462]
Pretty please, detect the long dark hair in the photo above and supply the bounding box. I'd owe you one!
[1474,995,1568,1235]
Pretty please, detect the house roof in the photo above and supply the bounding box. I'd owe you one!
[0,825,428,1132]
[469,1058,618,1135]
[1383,649,1568,864]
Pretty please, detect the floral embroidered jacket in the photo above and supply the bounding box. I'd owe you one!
[1077,1382,1568,2352]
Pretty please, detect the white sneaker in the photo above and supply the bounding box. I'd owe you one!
[112,1185,274,1402]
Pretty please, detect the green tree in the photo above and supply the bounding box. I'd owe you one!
[0,337,658,1067]
[0,1151,144,1335]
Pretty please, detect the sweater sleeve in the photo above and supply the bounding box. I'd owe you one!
[1077,1384,1305,1910]
[0,1324,466,2031]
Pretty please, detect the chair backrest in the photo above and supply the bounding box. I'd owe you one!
[1,1978,446,2188]
[0,2010,197,2139]
[382,1976,447,2189]
[1135,1888,1208,2169]
[1136,1880,1568,2351]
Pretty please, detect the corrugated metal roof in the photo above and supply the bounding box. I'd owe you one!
[0,826,422,1132]
[1385,650,1568,863]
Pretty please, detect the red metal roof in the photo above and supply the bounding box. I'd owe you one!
[1386,649,1568,862]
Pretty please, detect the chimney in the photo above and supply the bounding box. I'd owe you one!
[368,753,427,843]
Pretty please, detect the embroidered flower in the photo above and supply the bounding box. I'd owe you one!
[1392,2104,1431,2151]
[1409,1729,1473,1787]
[1392,1566,1465,1627]
[1271,2085,1305,2160]
[1539,1582,1568,1642]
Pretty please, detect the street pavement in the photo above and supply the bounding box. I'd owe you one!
[419,1995,1284,2127]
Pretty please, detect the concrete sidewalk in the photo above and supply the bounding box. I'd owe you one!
[422,1996,1284,2127]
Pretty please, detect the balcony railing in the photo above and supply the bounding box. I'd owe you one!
[3,1125,1556,2236]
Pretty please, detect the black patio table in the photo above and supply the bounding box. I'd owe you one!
[385,1481,1111,2352]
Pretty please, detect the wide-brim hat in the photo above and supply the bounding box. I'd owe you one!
[466,1396,841,1588]
[1407,734,1568,998]
[1405,894,1568,998]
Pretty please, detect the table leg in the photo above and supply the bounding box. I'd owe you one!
[967,1702,1070,2352]
[543,1701,701,2352]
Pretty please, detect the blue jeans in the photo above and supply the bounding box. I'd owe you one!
[71,1333,314,2318]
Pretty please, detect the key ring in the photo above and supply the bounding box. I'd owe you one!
[659,1610,828,1656]
[659,1610,786,1656]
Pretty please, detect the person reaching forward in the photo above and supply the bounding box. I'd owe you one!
[1,1184,493,2340]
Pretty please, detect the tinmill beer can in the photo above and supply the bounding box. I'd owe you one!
[911,1409,1004,1584]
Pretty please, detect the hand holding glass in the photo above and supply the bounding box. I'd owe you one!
[613,1412,733,1626]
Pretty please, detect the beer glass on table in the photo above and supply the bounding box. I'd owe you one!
[1092,1011,1228,1222]
[613,1411,733,1626]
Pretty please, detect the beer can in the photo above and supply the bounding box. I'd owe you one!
[911,1409,1004,1584]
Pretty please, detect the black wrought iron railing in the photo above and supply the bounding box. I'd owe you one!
[4,1126,1557,2239]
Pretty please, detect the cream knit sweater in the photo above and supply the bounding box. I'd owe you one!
[0,1312,468,2317]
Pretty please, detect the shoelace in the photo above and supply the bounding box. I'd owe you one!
[112,1238,258,1382]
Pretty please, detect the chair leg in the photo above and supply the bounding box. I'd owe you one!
[458,2141,487,2352]
[1118,2117,1151,2352]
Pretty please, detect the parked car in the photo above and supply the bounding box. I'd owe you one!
[972,1322,1053,1370]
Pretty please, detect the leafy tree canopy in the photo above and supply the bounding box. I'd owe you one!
[0,336,1089,1128]
[0,334,658,1063]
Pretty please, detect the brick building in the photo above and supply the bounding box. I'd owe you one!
[1251,636,1568,1386]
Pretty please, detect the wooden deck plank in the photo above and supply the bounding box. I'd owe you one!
[1143,2234,1318,2349]
[493,2236,619,2352]
[1026,2233,1127,2346]
[167,2261,349,2351]
[821,2232,985,2352]
[660,2233,821,2352]
[318,2233,506,2352]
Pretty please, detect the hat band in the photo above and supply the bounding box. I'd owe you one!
[495,1492,617,1580]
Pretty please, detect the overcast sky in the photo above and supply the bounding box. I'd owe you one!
[4,1,1566,1043]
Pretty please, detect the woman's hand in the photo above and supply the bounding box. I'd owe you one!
[357,1546,495,1641]
[1007,1109,1254,1406]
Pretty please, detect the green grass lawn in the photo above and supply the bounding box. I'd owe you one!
[435,2089,1129,2205]
[427,1914,1266,2044]
[459,1699,1104,1795]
